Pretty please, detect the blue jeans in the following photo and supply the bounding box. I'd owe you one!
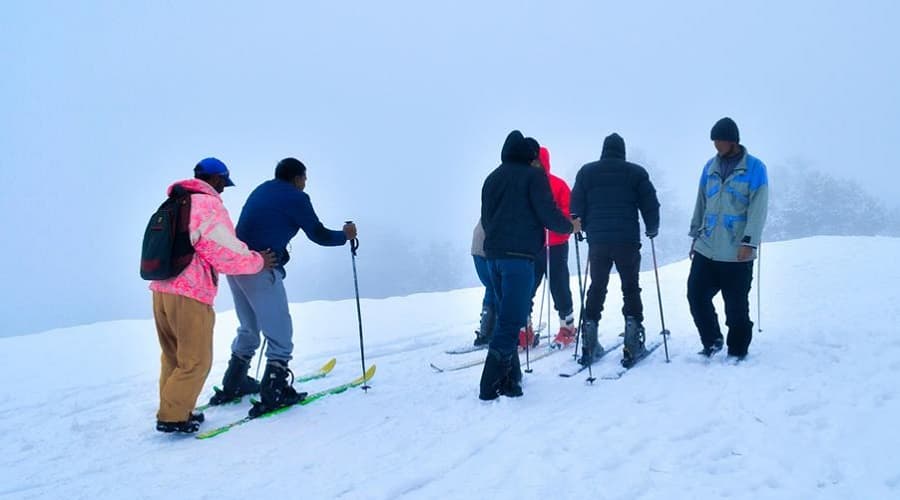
[226,268,295,363]
[487,258,535,358]
[473,255,495,311]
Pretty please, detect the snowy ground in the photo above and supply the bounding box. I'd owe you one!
[2,236,899,500]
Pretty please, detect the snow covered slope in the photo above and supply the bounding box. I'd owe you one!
[2,236,899,500]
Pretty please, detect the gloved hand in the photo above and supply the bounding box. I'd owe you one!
[645,228,659,239]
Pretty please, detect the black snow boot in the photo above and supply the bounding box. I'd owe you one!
[209,354,260,406]
[473,306,495,346]
[578,319,605,366]
[500,352,523,398]
[156,411,204,434]
[249,360,307,418]
[699,337,724,357]
[622,316,647,363]
[479,349,512,401]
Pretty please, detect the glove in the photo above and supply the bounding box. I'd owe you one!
[645,228,659,239]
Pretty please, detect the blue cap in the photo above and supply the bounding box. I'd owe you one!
[195,157,235,187]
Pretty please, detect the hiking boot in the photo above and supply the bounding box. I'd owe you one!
[474,306,495,346]
[249,360,307,418]
[156,411,204,434]
[699,338,725,357]
[209,354,260,406]
[622,316,647,363]
[578,319,604,366]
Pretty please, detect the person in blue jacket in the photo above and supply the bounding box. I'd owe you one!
[209,157,357,416]
[688,118,768,359]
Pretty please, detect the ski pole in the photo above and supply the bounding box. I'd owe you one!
[346,221,371,391]
[524,278,543,374]
[255,338,268,381]
[545,234,552,347]
[573,230,589,360]
[757,243,762,333]
[650,237,670,363]
[525,232,550,374]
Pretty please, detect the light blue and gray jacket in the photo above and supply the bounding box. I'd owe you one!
[689,147,769,262]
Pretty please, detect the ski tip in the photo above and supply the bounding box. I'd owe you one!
[429,363,444,373]
[355,364,377,384]
[320,358,337,374]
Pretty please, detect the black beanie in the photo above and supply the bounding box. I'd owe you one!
[275,157,307,181]
[710,117,740,143]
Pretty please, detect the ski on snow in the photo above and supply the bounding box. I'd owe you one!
[431,340,562,373]
[558,340,624,378]
[195,363,374,440]
[194,358,337,413]
[443,323,547,355]
[600,342,663,380]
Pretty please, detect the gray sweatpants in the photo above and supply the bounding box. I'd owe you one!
[226,268,294,363]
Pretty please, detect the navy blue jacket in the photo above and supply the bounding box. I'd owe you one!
[236,179,346,268]
[481,131,573,260]
[571,134,660,244]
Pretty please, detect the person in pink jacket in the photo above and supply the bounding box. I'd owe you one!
[150,158,276,433]
[522,146,577,348]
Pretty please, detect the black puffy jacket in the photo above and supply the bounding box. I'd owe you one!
[571,133,660,244]
[481,131,573,259]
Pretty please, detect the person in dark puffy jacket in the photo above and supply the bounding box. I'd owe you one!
[571,133,660,366]
[479,130,578,400]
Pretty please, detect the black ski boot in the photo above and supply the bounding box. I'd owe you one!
[622,316,647,364]
[248,360,307,418]
[156,411,204,434]
[500,352,523,398]
[209,354,260,406]
[479,349,512,401]
[578,319,605,366]
[473,305,495,346]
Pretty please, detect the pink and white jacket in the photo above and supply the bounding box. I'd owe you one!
[150,179,264,305]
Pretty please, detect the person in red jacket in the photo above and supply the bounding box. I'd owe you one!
[521,146,577,347]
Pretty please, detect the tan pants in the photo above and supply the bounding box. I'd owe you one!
[152,291,215,422]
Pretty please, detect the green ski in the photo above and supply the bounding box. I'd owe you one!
[196,364,376,440]
[195,358,337,413]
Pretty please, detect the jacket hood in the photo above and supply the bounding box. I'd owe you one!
[501,130,538,164]
[600,133,626,161]
[167,178,220,197]
[539,146,552,173]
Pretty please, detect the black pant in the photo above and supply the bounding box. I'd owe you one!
[584,242,643,323]
[530,242,574,319]
[687,253,754,355]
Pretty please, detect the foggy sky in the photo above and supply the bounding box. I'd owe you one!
[2,1,898,336]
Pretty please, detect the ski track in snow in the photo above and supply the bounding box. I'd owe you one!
[1,236,899,499]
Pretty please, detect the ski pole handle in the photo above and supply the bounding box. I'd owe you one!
[345,220,360,255]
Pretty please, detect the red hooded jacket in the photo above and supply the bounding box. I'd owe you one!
[539,147,572,247]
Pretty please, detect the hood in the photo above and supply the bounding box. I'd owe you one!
[539,146,552,173]
[600,133,626,161]
[166,178,220,197]
[500,130,538,164]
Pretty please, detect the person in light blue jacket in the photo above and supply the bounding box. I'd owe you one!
[688,117,768,359]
